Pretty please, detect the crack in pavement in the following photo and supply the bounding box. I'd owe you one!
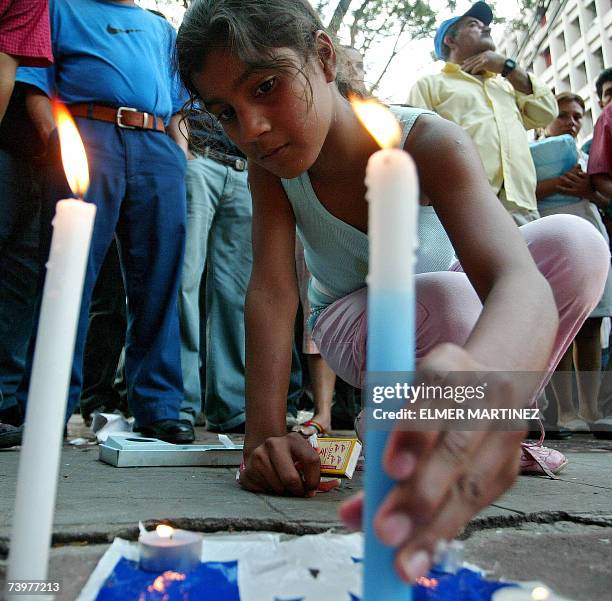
[459,511,612,539]
[1,512,611,559]
[0,517,342,559]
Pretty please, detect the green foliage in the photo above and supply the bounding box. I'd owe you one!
[509,0,546,32]
[348,0,437,53]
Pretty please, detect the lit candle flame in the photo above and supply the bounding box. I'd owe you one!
[52,100,90,198]
[351,96,401,149]
[415,576,438,589]
[147,571,186,593]
[156,524,174,538]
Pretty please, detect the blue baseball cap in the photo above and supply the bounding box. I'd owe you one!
[434,2,493,61]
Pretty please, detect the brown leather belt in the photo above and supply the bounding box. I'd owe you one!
[68,103,166,132]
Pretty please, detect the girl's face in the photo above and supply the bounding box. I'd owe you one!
[192,46,336,179]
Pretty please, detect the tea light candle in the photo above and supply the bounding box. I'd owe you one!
[139,525,202,573]
[493,585,553,600]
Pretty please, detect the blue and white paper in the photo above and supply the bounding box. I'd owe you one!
[75,532,569,601]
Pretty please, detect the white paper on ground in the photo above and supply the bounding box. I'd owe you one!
[239,557,362,601]
[218,434,238,449]
[238,532,362,601]
[200,532,281,563]
[75,532,572,601]
[91,412,134,442]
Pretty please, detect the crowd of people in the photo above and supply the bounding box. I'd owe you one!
[1,0,611,583]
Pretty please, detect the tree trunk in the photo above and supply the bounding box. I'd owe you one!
[349,0,370,47]
[327,0,354,35]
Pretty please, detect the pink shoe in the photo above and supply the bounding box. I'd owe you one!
[520,443,568,478]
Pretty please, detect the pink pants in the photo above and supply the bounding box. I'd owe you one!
[311,215,610,389]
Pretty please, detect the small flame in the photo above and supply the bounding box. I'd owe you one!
[351,96,401,149]
[156,524,174,538]
[147,571,186,593]
[415,576,439,589]
[52,100,89,197]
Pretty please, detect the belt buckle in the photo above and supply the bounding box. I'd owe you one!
[116,106,138,129]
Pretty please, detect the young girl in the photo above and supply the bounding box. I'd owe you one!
[176,0,609,582]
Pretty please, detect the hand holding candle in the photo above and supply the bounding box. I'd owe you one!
[352,98,418,601]
[6,102,96,601]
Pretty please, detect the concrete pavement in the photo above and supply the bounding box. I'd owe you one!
[0,424,610,601]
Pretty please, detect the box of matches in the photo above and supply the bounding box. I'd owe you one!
[315,437,362,479]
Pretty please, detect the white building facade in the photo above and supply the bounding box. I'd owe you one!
[497,0,611,141]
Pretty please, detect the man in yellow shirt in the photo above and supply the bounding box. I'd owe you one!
[408,1,557,225]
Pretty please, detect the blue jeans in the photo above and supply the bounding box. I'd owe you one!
[18,119,186,426]
[179,155,252,430]
[0,149,40,411]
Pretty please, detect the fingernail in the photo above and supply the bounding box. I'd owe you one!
[402,550,430,581]
[391,452,415,479]
[379,514,412,547]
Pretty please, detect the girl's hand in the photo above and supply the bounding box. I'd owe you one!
[339,343,527,582]
[239,432,321,497]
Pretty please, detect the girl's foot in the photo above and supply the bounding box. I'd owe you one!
[292,416,331,437]
[520,443,568,477]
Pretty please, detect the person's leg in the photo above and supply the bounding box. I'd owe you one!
[311,271,483,390]
[178,156,221,424]
[119,130,186,428]
[303,354,335,433]
[293,239,335,435]
[17,122,126,421]
[518,215,609,383]
[204,164,252,431]
[548,346,578,425]
[0,150,40,412]
[80,238,127,422]
[573,317,603,422]
[0,52,18,124]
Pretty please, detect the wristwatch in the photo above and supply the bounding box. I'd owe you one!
[502,58,517,78]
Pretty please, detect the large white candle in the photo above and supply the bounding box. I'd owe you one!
[6,103,95,601]
[353,99,418,601]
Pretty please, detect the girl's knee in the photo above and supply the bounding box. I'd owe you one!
[527,214,610,302]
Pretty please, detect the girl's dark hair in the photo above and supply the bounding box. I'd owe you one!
[176,0,354,108]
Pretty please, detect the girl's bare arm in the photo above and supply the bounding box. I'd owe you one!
[408,115,558,370]
[240,162,321,496]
